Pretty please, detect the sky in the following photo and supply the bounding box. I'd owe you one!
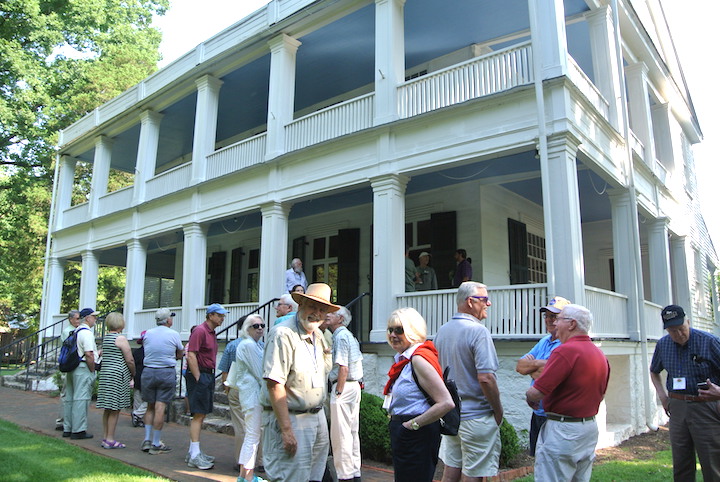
[152,0,720,251]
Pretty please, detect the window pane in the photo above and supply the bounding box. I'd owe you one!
[405,223,413,247]
[313,265,325,283]
[247,273,258,302]
[328,263,338,302]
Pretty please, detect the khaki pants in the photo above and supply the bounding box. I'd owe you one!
[62,363,95,433]
[330,381,361,479]
[534,419,598,482]
[228,387,247,463]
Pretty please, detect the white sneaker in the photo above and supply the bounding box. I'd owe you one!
[187,453,214,470]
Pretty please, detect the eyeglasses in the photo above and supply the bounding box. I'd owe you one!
[468,295,490,303]
[543,313,557,319]
[387,326,405,335]
[252,323,265,329]
[556,316,574,323]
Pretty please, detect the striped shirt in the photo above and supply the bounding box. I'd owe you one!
[650,328,720,395]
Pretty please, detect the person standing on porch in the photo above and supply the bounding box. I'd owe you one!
[451,249,472,287]
[434,281,503,481]
[285,258,308,293]
[261,283,337,482]
[405,246,418,292]
[650,304,720,481]
[185,303,226,469]
[515,295,572,456]
[415,252,438,291]
[326,305,363,482]
[526,304,610,482]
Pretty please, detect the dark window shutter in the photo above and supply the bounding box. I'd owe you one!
[207,251,227,303]
[292,236,306,262]
[337,228,360,305]
[229,248,243,303]
[430,211,457,289]
[508,218,528,285]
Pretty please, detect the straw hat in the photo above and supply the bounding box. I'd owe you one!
[291,283,340,312]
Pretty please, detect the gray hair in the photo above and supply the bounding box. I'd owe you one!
[67,310,80,320]
[279,293,298,311]
[240,314,264,339]
[456,281,488,307]
[560,304,593,333]
[335,306,352,327]
[291,258,302,269]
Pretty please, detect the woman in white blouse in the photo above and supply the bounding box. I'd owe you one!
[233,314,266,482]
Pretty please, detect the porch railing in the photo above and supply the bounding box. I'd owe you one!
[206,133,267,179]
[131,307,183,339]
[62,202,89,227]
[286,93,375,152]
[195,302,261,335]
[146,163,192,201]
[584,286,628,338]
[643,301,664,339]
[398,41,533,119]
[567,56,610,120]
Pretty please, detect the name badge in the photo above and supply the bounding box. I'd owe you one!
[672,377,686,390]
[311,372,324,389]
[383,394,392,410]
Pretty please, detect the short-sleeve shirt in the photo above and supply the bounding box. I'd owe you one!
[75,323,97,359]
[452,259,472,287]
[329,326,363,383]
[388,344,433,416]
[524,334,562,416]
[186,321,218,370]
[405,258,417,292]
[650,328,720,395]
[435,312,499,419]
[261,315,326,411]
[533,335,610,418]
[143,325,183,368]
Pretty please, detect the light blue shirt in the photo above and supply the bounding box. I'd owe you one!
[218,337,242,373]
[285,269,307,293]
[329,326,363,383]
[523,334,561,416]
[142,325,183,368]
[388,344,432,416]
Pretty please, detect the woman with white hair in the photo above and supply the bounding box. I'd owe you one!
[234,314,266,482]
[383,308,454,481]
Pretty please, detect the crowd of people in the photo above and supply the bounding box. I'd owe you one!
[55,258,720,482]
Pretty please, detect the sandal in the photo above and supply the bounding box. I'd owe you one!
[101,439,126,449]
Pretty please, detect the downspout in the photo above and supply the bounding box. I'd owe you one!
[611,0,658,431]
[528,0,555,296]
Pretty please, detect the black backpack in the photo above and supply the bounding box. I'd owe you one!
[58,327,89,373]
[412,363,462,436]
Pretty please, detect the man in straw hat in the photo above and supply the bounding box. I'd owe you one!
[261,283,340,482]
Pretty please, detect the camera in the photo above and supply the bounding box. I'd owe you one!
[697,381,709,390]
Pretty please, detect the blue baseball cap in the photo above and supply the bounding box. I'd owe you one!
[206,303,228,315]
[79,308,99,318]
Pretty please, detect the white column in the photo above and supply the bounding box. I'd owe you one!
[89,136,113,218]
[191,75,223,183]
[529,0,568,79]
[79,250,99,309]
[133,110,163,204]
[182,223,208,332]
[54,156,77,230]
[671,236,692,316]
[41,257,66,329]
[374,0,405,125]
[625,63,656,164]
[608,188,643,340]
[124,239,147,338]
[651,103,673,167]
[541,133,585,304]
[647,218,672,306]
[259,202,290,303]
[370,174,409,342]
[266,34,301,160]
[586,6,622,129]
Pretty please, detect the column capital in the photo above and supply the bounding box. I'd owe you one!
[585,4,611,23]
[544,131,582,154]
[126,238,148,250]
[195,74,224,92]
[260,200,291,218]
[139,109,163,125]
[267,33,301,53]
[370,173,410,192]
[624,61,649,78]
[94,134,114,149]
[183,222,208,237]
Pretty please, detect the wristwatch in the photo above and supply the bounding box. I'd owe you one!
[410,419,420,430]
[335,390,342,396]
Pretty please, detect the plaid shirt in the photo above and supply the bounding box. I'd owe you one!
[650,328,720,395]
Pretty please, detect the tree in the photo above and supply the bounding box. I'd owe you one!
[0,0,169,317]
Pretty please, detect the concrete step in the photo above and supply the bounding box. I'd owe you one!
[174,412,235,435]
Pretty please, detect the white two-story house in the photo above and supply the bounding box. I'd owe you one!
[41,0,718,445]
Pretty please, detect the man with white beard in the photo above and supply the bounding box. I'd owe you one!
[261,283,339,482]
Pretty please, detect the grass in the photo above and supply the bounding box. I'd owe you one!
[0,419,168,482]
[514,450,703,481]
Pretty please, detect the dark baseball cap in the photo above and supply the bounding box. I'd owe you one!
[661,305,686,329]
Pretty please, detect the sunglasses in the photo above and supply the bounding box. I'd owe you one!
[387,326,404,335]
[252,324,266,329]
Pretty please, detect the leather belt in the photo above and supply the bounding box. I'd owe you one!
[668,392,711,402]
[391,415,421,422]
[546,413,595,423]
[199,367,214,374]
[263,406,323,414]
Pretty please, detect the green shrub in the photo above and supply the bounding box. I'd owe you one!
[500,417,521,466]
[359,391,392,464]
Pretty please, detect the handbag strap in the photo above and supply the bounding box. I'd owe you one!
[411,357,450,405]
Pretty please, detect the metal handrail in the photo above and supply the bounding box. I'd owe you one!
[344,292,371,341]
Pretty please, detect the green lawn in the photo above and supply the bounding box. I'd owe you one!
[0,419,168,482]
[515,450,702,481]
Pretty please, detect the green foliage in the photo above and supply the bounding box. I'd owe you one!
[499,417,522,467]
[61,263,126,314]
[0,0,169,318]
[359,391,392,464]
[0,418,165,481]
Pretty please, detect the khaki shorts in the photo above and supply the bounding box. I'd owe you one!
[439,413,501,477]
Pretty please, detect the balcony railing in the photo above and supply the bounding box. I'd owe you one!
[97,186,133,217]
[146,163,192,201]
[207,133,267,179]
[62,202,89,228]
[398,42,533,119]
[567,56,610,120]
[583,286,628,337]
[643,301,664,339]
[286,93,375,152]
[131,307,183,339]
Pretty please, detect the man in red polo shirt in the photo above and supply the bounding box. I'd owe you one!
[184,303,226,470]
[525,304,610,482]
